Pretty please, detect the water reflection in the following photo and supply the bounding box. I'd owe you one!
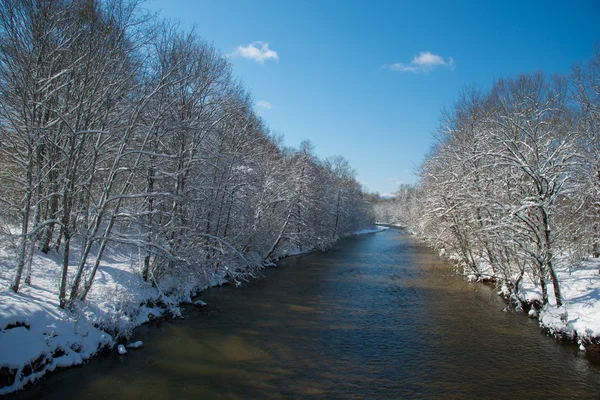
[10,228,600,399]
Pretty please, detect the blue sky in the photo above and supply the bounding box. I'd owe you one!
[146,0,600,196]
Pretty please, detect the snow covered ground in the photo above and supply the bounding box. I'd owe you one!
[521,258,600,348]
[466,255,600,350]
[0,226,388,394]
[0,241,225,395]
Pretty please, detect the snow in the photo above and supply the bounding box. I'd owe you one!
[0,286,112,393]
[466,253,600,345]
[117,344,127,355]
[0,241,227,395]
[532,259,600,341]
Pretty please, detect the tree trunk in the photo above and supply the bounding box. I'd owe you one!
[265,206,293,261]
[539,269,549,306]
[59,230,70,309]
[541,207,562,307]
[332,190,341,238]
[10,153,34,293]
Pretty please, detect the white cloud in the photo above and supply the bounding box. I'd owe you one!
[233,41,279,63]
[256,100,273,110]
[388,51,455,73]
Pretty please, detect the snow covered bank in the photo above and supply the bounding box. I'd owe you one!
[352,225,390,235]
[520,258,600,349]
[0,243,226,395]
[0,289,112,392]
[465,255,600,350]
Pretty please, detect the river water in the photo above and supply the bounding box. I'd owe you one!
[12,228,600,399]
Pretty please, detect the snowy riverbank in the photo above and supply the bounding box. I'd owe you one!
[0,226,387,394]
[0,241,211,395]
[464,255,600,350]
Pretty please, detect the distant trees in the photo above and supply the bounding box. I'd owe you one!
[0,0,373,306]
[371,184,418,227]
[375,54,600,309]
[572,48,600,258]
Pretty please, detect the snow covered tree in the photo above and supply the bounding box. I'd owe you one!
[571,48,600,258]
[0,0,374,308]
[401,70,596,309]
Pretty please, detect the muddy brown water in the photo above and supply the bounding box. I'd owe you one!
[10,228,600,399]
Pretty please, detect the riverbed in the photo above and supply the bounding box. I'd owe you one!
[11,228,600,399]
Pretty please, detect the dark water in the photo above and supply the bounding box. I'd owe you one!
[12,228,600,399]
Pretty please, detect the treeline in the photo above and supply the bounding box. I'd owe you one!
[374,50,600,309]
[0,0,373,308]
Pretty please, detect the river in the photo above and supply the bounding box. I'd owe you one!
[11,228,600,399]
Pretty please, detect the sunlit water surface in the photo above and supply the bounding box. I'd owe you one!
[11,229,600,399]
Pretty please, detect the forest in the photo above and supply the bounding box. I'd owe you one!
[0,0,373,309]
[373,49,600,310]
